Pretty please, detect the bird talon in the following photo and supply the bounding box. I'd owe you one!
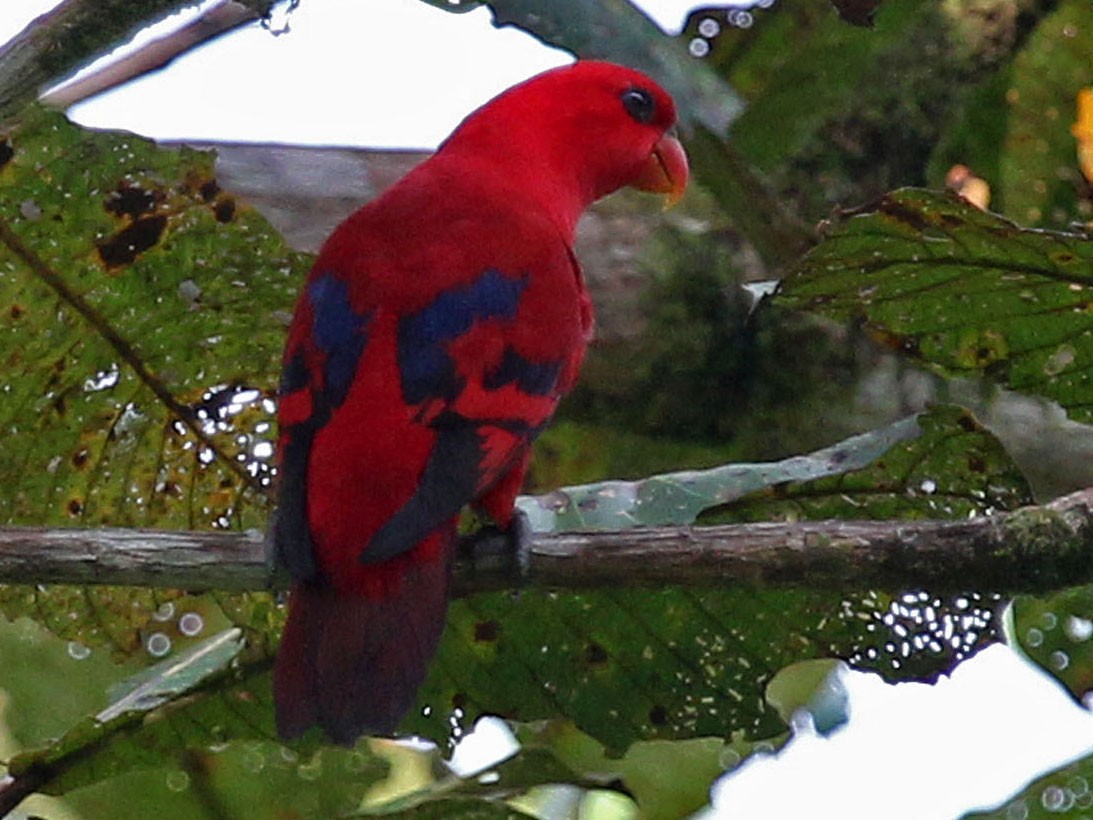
[458,508,532,580]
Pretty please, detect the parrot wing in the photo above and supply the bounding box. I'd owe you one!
[273,226,580,585]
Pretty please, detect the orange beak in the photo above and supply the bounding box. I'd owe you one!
[632,133,689,208]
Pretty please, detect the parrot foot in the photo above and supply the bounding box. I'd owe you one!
[458,508,532,581]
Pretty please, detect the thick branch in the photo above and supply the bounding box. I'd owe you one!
[2,489,1093,594]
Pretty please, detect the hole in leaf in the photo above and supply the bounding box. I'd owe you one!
[96,215,167,268]
[474,620,500,642]
[103,181,159,219]
[584,642,609,665]
[213,197,236,223]
[199,179,220,202]
[648,704,669,725]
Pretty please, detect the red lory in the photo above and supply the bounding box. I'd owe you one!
[272,60,688,744]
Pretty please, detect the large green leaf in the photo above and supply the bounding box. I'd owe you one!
[725,0,941,175]
[517,412,924,531]
[0,105,303,531]
[520,406,1030,531]
[778,188,1093,422]
[704,405,1031,523]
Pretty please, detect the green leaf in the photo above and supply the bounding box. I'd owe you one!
[727,0,939,175]
[408,584,1002,753]
[0,584,188,656]
[765,659,849,736]
[995,0,1093,228]
[0,106,307,531]
[778,188,1093,422]
[518,413,922,531]
[369,798,538,819]
[514,720,770,820]
[4,632,390,806]
[8,627,249,792]
[95,627,244,721]
[520,406,1031,530]
[1004,585,1093,705]
[709,405,1032,523]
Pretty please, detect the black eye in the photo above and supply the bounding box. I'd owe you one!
[621,87,655,124]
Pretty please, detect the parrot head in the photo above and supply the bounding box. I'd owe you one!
[439,60,689,227]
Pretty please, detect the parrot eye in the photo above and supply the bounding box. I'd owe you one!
[621,87,656,124]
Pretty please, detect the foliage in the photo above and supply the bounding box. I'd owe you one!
[1,0,1093,817]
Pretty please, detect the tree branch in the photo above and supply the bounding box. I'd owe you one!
[3,489,1093,595]
[0,0,276,123]
[39,1,261,110]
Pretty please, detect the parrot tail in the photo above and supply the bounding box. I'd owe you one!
[273,531,453,745]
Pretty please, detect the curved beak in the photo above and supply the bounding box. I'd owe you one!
[631,133,689,208]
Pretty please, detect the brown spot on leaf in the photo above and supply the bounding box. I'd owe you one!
[97,215,167,268]
[957,413,977,433]
[968,454,986,473]
[866,326,920,357]
[474,620,500,642]
[213,197,236,223]
[67,498,83,516]
[199,179,220,202]
[72,448,90,468]
[9,304,24,320]
[831,0,879,27]
[104,181,160,219]
[583,642,609,665]
[878,197,931,232]
[0,138,12,171]
[451,692,468,711]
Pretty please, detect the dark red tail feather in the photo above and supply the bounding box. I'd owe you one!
[273,533,453,744]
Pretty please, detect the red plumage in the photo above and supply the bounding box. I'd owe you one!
[272,60,688,744]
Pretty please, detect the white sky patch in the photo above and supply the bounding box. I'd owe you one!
[447,715,520,778]
[44,0,572,149]
[638,0,757,33]
[710,644,1093,820]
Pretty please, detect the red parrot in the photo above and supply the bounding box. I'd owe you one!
[272,60,688,744]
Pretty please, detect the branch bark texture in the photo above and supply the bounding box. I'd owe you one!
[3,489,1093,595]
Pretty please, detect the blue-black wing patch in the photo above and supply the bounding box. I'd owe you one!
[483,347,562,396]
[274,272,373,582]
[397,269,528,405]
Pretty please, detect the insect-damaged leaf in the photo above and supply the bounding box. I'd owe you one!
[0,106,309,532]
[778,188,1093,423]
